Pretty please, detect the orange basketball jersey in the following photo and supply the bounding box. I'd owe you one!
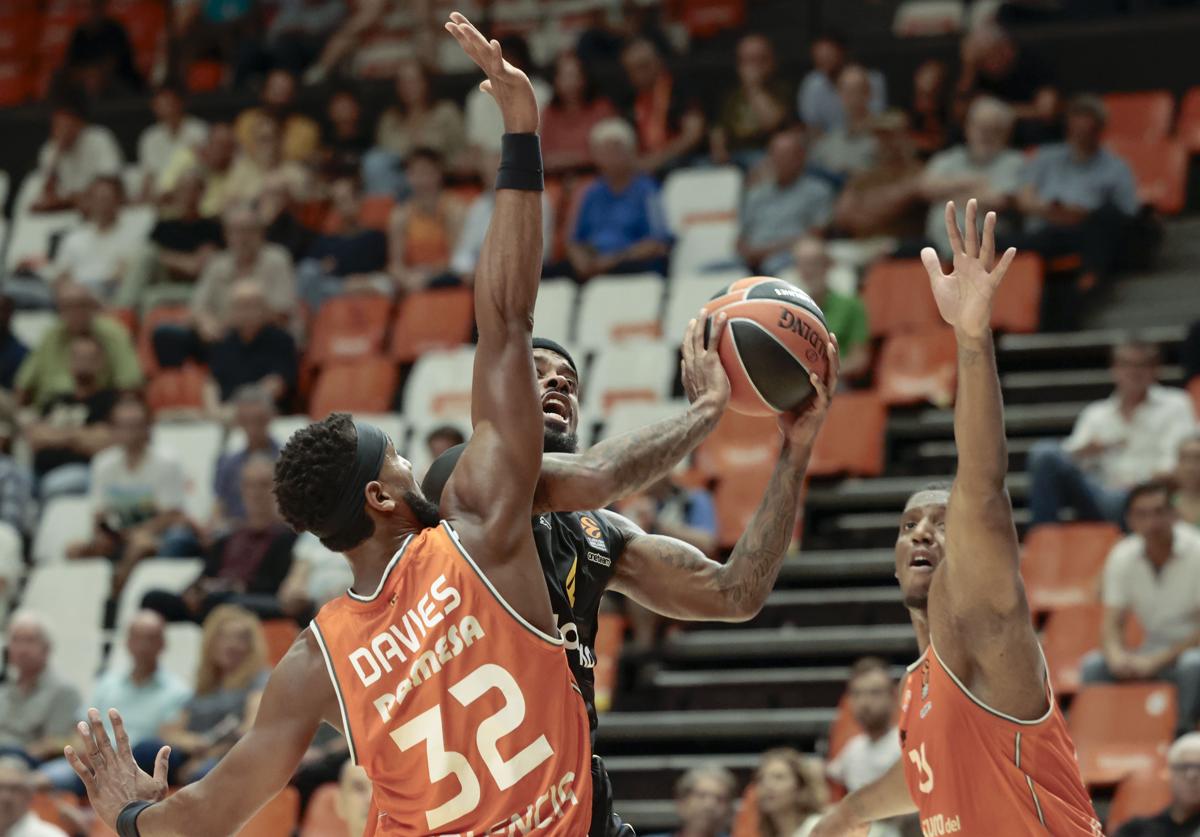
[898,644,1102,836]
[311,522,592,836]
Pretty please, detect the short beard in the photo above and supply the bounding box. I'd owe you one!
[404,490,443,529]
[543,429,579,454]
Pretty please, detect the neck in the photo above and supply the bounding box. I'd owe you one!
[345,529,421,596]
[1119,389,1149,412]
[605,171,636,191]
[16,666,41,689]
[413,191,439,211]
[130,662,156,683]
[770,812,801,835]
[864,722,893,741]
[74,381,98,399]
[1070,142,1098,161]
[910,607,931,652]
[124,443,148,465]
[95,216,117,231]
[234,250,259,270]
[237,325,262,343]
[1145,533,1174,566]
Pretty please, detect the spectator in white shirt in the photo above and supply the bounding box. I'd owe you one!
[0,756,67,837]
[464,34,550,155]
[137,85,208,201]
[52,175,146,302]
[1029,337,1197,526]
[67,397,193,589]
[1082,481,1200,734]
[32,88,123,213]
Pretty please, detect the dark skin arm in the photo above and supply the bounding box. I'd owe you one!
[810,760,915,836]
[67,631,337,834]
[438,14,556,636]
[532,313,730,515]
[921,199,1046,720]
[606,338,838,621]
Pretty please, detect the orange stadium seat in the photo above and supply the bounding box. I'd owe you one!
[876,328,956,407]
[593,612,626,714]
[0,11,38,63]
[861,259,942,338]
[1177,86,1200,152]
[0,61,29,107]
[238,785,300,837]
[389,287,475,363]
[146,364,207,413]
[358,195,395,231]
[989,253,1044,333]
[308,357,397,419]
[694,410,780,479]
[1041,603,1144,696]
[262,619,299,666]
[1019,522,1122,613]
[1107,760,1171,833]
[301,783,345,837]
[307,295,392,367]
[186,59,225,93]
[715,460,777,549]
[1069,683,1176,786]
[1108,138,1188,215]
[808,390,886,478]
[31,791,80,832]
[1102,91,1174,143]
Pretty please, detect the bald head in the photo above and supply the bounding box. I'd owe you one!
[127,609,166,671]
[6,612,50,680]
[838,64,873,120]
[1170,732,1200,815]
[905,485,951,513]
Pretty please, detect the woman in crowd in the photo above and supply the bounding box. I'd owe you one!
[755,748,830,837]
[540,50,617,175]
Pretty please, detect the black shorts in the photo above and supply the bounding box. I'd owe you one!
[590,754,636,837]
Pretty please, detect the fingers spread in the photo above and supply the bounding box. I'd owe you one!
[919,247,945,283]
[89,708,116,759]
[963,198,979,257]
[980,210,997,267]
[64,747,96,793]
[943,201,965,255]
[110,709,133,760]
[153,746,171,786]
[993,246,1018,283]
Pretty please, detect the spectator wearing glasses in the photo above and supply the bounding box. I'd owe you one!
[643,763,736,837]
[1113,732,1200,836]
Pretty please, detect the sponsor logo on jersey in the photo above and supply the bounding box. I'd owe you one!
[901,687,912,714]
[578,515,608,551]
[921,813,961,836]
[920,702,933,719]
[921,659,931,701]
[586,551,611,567]
[536,515,552,530]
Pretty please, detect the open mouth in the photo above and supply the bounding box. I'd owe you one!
[909,551,936,571]
[542,393,571,426]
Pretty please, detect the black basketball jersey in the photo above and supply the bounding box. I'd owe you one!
[531,509,626,730]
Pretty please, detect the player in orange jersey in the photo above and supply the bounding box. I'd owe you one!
[812,201,1103,837]
[62,14,593,837]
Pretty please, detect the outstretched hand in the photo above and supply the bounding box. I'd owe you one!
[681,311,730,415]
[920,199,1017,341]
[444,12,539,134]
[778,333,839,467]
[65,708,170,828]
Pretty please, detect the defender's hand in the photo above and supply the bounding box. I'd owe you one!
[778,334,839,468]
[65,708,170,828]
[921,198,1017,342]
[444,12,539,134]
[681,311,730,416]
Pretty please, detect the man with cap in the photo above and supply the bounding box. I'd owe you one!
[423,318,840,835]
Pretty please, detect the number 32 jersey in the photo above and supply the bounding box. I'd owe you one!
[311,522,593,836]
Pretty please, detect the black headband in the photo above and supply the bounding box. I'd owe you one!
[314,422,388,551]
[532,337,577,374]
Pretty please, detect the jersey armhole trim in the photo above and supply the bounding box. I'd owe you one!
[309,620,360,766]
[439,521,564,648]
[930,640,1055,727]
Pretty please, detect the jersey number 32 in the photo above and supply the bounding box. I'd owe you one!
[391,663,555,830]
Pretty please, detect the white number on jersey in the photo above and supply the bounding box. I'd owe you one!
[391,663,555,830]
[908,742,935,794]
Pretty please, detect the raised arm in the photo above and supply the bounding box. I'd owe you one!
[606,340,837,621]
[67,633,332,836]
[533,315,730,514]
[921,199,1046,715]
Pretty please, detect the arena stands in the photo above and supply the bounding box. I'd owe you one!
[2,0,1200,834]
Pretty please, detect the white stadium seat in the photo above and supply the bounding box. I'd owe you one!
[402,346,476,420]
[533,278,577,346]
[115,557,204,635]
[661,166,743,232]
[662,274,739,346]
[670,220,740,280]
[590,399,690,449]
[585,339,676,416]
[10,310,58,350]
[118,204,157,242]
[224,413,314,454]
[408,415,472,483]
[32,495,93,565]
[153,421,223,525]
[5,210,81,272]
[894,0,964,36]
[575,274,665,349]
[23,560,112,698]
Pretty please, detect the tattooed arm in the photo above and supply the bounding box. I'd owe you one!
[532,314,730,515]
[605,339,838,621]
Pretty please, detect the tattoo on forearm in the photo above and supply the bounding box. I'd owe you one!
[721,459,804,613]
[587,406,721,500]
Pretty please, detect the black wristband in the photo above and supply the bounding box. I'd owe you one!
[117,801,154,837]
[496,132,544,192]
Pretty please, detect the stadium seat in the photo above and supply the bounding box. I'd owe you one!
[661,166,743,231]
[115,558,205,634]
[808,390,886,478]
[876,328,956,407]
[670,220,740,279]
[237,785,300,837]
[1177,86,1200,152]
[308,295,392,367]
[1041,603,1144,696]
[990,253,1044,333]
[11,309,57,349]
[0,60,29,106]
[0,10,38,63]
[4,209,80,272]
[531,278,577,347]
[146,364,209,415]
[585,340,676,414]
[715,460,778,548]
[1107,760,1171,833]
[695,410,780,478]
[262,619,299,665]
[1020,522,1122,613]
[186,58,225,93]
[861,259,942,337]
[401,346,475,420]
[389,287,474,363]
[1103,91,1174,143]
[1108,138,1188,215]
[358,195,395,230]
[309,357,398,419]
[300,784,345,837]
[893,0,964,36]
[32,495,93,565]
[592,399,690,448]
[662,273,740,344]
[1069,683,1176,786]
[575,274,665,348]
[152,420,222,523]
[23,560,111,697]
[678,0,745,36]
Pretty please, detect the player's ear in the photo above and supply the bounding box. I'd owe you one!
[364,480,396,513]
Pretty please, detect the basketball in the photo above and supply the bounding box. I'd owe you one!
[701,277,832,417]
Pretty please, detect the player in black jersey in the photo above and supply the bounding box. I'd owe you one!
[423,319,839,836]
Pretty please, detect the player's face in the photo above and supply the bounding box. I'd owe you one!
[755,759,798,815]
[534,349,580,451]
[895,495,948,610]
[1170,743,1200,810]
[677,775,733,832]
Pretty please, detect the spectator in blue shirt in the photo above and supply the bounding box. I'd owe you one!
[212,385,279,533]
[566,118,671,281]
[798,33,886,135]
[296,173,390,309]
